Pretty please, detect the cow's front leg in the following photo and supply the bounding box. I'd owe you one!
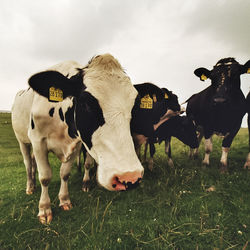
[189,127,203,159]
[32,142,52,224]
[82,152,94,192]
[59,160,75,210]
[202,137,212,166]
[220,147,229,173]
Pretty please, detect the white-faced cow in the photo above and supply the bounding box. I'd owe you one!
[244,92,250,169]
[186,57,250,172]
[11,54,144,224]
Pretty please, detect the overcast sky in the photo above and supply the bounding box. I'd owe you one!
[0,0,249,126]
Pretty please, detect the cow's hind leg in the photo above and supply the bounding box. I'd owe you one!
[202,137,212,167]
[148,143,155,171]
[165,138,174,168]
[82,152,94,192]
[19,142,36,194]
[244,152,250,169]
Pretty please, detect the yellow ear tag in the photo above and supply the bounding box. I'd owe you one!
[140,94,153,109]
[49,87,63,102]
[247,68,250,74]
[153,94,157,103]
[201,74,207,81]
[164,93,169,99]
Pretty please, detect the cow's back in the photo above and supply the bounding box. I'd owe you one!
[12,88,34,143]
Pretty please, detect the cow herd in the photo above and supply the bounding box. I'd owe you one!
[11,54,250,224]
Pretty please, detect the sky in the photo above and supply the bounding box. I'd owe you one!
[0,0,249,126]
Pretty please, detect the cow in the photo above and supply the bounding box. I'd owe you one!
[143,115,198,169]
[243,92,250,169]
[11,54,144,224]
[186,57,250,172]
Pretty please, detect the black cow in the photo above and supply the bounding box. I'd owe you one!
[186,57,250,172]
[244,92,250,169]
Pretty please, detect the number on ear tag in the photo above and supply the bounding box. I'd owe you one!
[201,74,207,81]
[49,87,63,102]
[140,94,153,109]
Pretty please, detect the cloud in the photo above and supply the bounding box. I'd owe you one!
[0,0,249,128]
[185,0,250,56]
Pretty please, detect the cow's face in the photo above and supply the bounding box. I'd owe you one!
[28,55,144,191]
[194,58,250,105]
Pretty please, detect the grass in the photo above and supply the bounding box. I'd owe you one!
[0,112,249,249]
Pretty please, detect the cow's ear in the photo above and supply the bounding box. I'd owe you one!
[194,68,211,81]
[240,60,250,74]
[134,83,164,102]
[28,71,84,102]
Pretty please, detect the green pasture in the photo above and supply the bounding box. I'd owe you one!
[0,112,249,249]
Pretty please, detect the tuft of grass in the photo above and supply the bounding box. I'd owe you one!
[0,113,249,249]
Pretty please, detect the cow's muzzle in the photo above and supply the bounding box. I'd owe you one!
[111,171,143,191]
[213,97,227,103]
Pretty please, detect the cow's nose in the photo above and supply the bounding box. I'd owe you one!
[213,97,226,103]
[111,171,143,191]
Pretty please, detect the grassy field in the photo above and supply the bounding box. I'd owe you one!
[0,112,249,249]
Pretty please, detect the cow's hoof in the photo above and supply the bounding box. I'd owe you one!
[26,190,34,195]
[168,159,174,168]
[82,180,91,192]
[39,213,52,224]
[219,164,228,174]
[243,163,250,170]
[26,188,35,195]
[60,203,72,211]
[148,163,153,171]
[202,162,209,169]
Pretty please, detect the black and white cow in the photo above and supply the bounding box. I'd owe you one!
[11,54,144,224]
[186,57,250,172]
[244,92,250,169]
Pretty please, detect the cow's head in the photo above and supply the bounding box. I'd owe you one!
[194,58,250,105]
[29,54,144,191]
[156,115,198,149]
[161,88,180,112]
